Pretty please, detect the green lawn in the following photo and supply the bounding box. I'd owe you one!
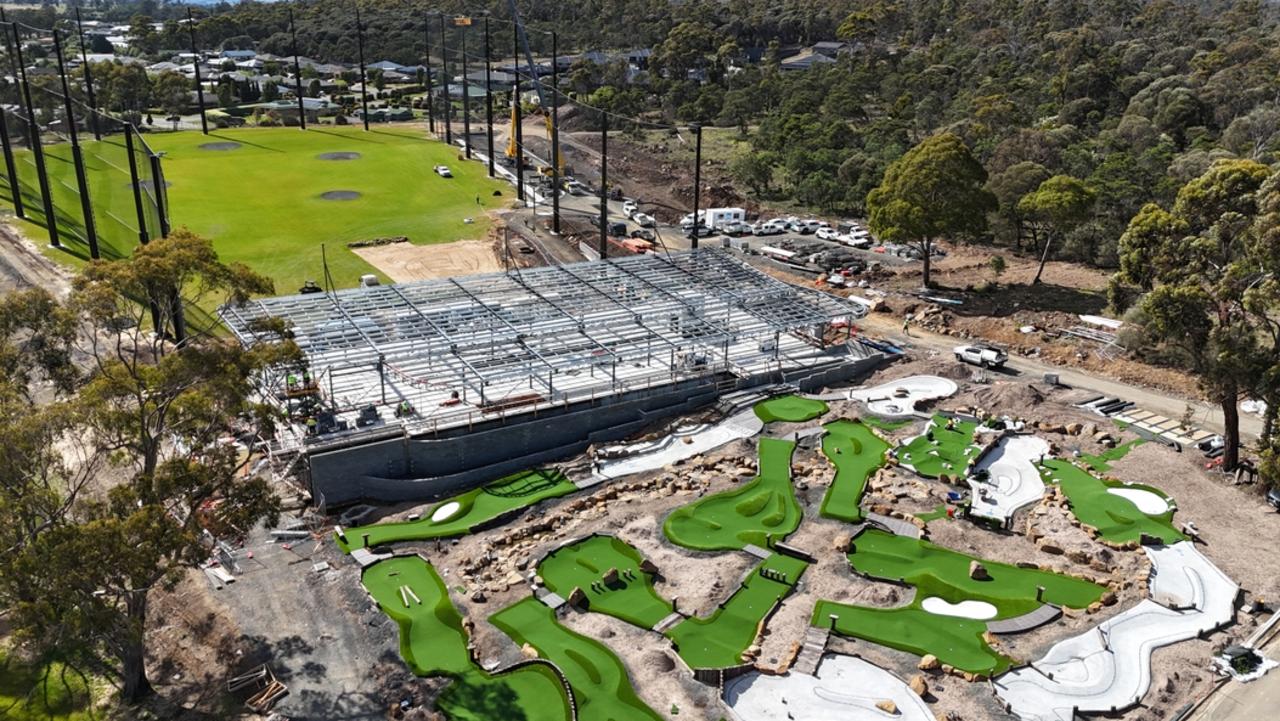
[818,420,890,523]
[1041,460,1183,544]
[847,529,1105,618]
[666,554,808,670]
[338,469,575,552]
[897,415,981,478]
[2,126,509,295]
[491,598,663,721]
[860,415,916,432]
[813,601,1013,676]
[537,535,673,629]
[663,438,801,551]
[1079,438,1145,472]
[753,395,828,424]
[0,651,98,721]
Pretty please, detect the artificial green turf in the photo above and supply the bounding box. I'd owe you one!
[818,420,890,522]
[753,395,828,424]
[662,438,801,551]
[1041,460,1184,544]
[491,598,663,721]
[847,529,1105,618]
[537,535,673,629]
[0,651,97,721]
[666,554,808,669]
[1079,438,1145,472]
[338,469,575,551]
[897,415,981,478]
[813,601,1013,675]
[915,504,952,522]
[860,415,915,432]
[436,665,571,721]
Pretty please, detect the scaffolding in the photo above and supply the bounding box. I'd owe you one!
[221,248,871,442]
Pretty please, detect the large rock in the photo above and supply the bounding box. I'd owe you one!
[567,587,588,610]
[639,559,659,575]
[909,674,928,696]
[968,560,990,580]
[875,700,898,714]
[603,567,620,585]
[521,643,539,659]
[918,653,941,670]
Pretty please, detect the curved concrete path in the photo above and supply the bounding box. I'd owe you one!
[592,408,763,482]
[840,375,958,418]
[994,542,1238,721]
[726,653,936,721]
[969,435,1051,523]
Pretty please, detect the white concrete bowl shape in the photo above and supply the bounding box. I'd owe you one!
[921,597,998,620]
[1107,487,1169,515]
[431,501,463,523]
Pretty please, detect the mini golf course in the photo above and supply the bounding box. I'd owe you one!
[813,600,1014,675]
[1079,438,1145,472]
[753,395,828,423]
[818,420,890,522]
[1040,460,1183,544]
[663,438,801,551]
[338,469,575,551]
[667,553,809,669]
[491,598,664,721]
[847,529,1105,618]
[897,415,981,478]
[537,535,673,628]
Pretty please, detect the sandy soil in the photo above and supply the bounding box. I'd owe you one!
[353,239,503,282]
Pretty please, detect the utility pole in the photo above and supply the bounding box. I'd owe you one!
[187,9,208,135]
[599,111,608,259]
[550,30,560,235]
[459,20,470,158]
[289,8,306,130]
[690,123,702,249]
[423,15,434,134]
[483,16,494,176]
[54,29,98,258]
[355,4,370,131]
[440,14,451,144]
[74,8,100,140]
[12,22,58,247]
[513,82,523,202]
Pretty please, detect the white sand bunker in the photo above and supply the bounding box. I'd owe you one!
[1107,487,1169,515]
[921,597,998,620]
[970,435,1051,523]
[726,653,935,721]
[430,501,462,523]
[845,375,958,417]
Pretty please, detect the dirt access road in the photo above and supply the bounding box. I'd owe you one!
[860,311,1265,441]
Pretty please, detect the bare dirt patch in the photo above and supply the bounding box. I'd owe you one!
[353,239,503,281]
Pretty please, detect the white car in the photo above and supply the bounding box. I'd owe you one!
[622,200,638,217]
[632,212,656,228]
[841,231,873,248]
[752,220,785,236]
[816,227,840,241]
[433,165,452,177]
[953,344,1009,369]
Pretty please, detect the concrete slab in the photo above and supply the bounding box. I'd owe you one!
[969,435,1052,523]
[843,375,958,418]
[725,653,936,721]
[592,408,763,481]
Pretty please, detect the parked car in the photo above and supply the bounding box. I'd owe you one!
[953,344,1009,369]
[788,218,821,234]
[622,199,639,217]
[752,220,786,236]
[630,228,655,241]
[816,227,841,241]
[633,212,656,228]
[433,165,452,177]
[1268,487,1280,511]
[564,179,589,195]
[719,220,751,236]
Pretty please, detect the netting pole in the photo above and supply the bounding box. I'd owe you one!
[54,29,99,259]
[187,9,209,135]
[551,30,560,235]
[149,153,170,238]
[513,82,523,202]
[483,16,494,177]
[459,22,471,158]
[599,111,608,259]
[355,5,369,132]
[0,109,23,218]
[74,8,100,141]
[691,123,702,250]
[124,126,150,245]
[423,15,435,134]
[289,7,306,130]
[440,15,451,144]
[12,22,59,247]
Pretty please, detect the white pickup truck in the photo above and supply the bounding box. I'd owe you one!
[953,344,1008,369]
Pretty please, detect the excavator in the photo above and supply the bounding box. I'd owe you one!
[503,0,563,180]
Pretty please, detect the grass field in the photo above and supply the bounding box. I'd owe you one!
[338,469,575,552]
[2,126,508,296]
[753,395,828,424]
[1041,460,1183,544]
[818,420,890,522]
[491,598,663,721]
[0,650,99,721]
[537,535,673,629]
[813,601,1013,675]
[666,553,808,669]
[897,415,981,478]
[663,437,800,552]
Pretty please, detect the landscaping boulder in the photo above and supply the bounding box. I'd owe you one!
[969,560,991,580]
[909,674,928,697]
[567,587,588,610]
[603,567,620,585]
[639,559,659,575]
[875,700,898,714]
[918,653,941,671]
[521,643,539,659]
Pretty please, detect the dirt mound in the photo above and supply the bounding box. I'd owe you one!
[972,382,1045,412]
[644,651,676,673]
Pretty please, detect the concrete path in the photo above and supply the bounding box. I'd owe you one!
[994,542,1238,721]
[592,408,763,481]
[839,375,958,417]
[969,435,1051,523]
[725,653,935,721]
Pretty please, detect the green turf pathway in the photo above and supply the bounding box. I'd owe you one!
[537,535,673,628]
[1041,460,1183,544]
[662,438,801,551]
[818,420,891,522]
[753,395,828,423]
[897,415,981,478]
[338,470,575,551]
[813,601,1013,675]
[491,598,663,721]
[1079,438,1145,472]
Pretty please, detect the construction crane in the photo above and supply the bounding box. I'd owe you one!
[503,0,562,176]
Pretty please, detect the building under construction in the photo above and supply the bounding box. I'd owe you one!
[221,248,885,505]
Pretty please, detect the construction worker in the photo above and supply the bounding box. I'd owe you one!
[902,316,911,336]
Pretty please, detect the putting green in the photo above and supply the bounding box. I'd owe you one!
[362,556,570,721]
[1041,460,1183,544]
[897,415,981,478]
[860,415,915,432]
[338,469,575,552]
[537,535,673,628]
[1079,438,1145,472]
[666,553,807,669]
[818,420,891,522]
[662,438,801,551]
[491,598,663,721]
[753,395,828,423]
[848,530,1105,618]
[813,601,1013,675]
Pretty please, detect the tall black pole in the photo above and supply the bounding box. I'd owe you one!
[54,30,99,258]
[599,111,608,259]
[513,82,523,202]
[12,23,58,247]
[355,5,370,131]
[149,154,170,238]
[124,126,150,244]
[483,16,494,177]
[460,23,470,158]
[74,8,100,140]
[690,123,702,250]
[424,17,435,134]
[551,30,560,235]
[289,8,306,130]
[187,9,208,135]
[0,109,21,217]
[440,15,451,144]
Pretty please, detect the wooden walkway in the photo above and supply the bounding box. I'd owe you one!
[792,627,830,676]
[987,604,1062,634]
[652,611,684,634]
[865,512,921,539]
[743,544,773,560]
